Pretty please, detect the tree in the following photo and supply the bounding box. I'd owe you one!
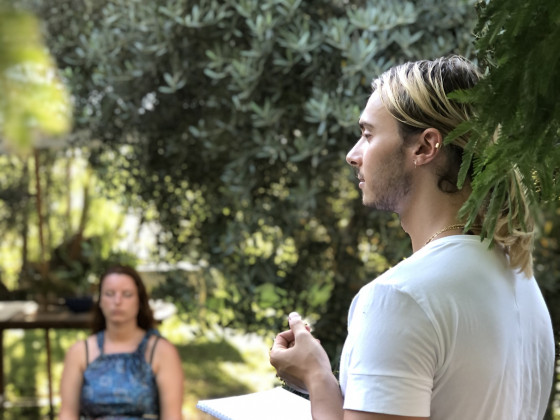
[14,0,477,346]
[0,2,74,301]
[456,0,560,231]
[0,2,141,303]
[0,149,139,300]
[463,0,560,415]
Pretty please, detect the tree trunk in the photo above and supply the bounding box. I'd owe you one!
[33,149,49,300]
[19,157,30,289]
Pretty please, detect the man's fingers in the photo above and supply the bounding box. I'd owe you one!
[288,311,301,324]
[271,312,312,356]
[288,312,310,336]
[277,329,295,343]
[272,329,294,349]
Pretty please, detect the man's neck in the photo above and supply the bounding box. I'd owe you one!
[401,187,470,253]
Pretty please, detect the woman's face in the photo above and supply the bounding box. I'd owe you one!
[99,273,140,325]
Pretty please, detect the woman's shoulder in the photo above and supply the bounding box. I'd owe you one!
[146,327,161,337]
[148,332,180,362]
[67,333,96,352]
[147,331,174,350]
[65,339,84,358]
[64,334,97,368]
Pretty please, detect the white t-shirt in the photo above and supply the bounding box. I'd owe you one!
[339,235,554,420]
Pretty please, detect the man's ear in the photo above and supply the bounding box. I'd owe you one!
[412,128,443,166]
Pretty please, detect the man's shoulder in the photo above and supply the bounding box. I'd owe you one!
[371,236,500,290]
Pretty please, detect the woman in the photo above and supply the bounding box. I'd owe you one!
[59,265,184,420]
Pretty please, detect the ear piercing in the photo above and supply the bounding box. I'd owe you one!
[415,144,440,168]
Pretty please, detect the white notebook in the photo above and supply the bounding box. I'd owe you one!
[196,387,312,420]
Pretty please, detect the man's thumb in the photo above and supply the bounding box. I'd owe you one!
[288,312,306,332]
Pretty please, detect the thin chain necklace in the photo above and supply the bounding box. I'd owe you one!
[424,223,466,246]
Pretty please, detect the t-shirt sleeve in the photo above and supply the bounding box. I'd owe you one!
[343,283,438,417]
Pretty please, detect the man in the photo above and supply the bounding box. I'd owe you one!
[269,56,555,420]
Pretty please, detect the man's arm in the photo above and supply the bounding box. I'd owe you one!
[293,369,429,420]
[270,315,429,420]
[308,374,428,420]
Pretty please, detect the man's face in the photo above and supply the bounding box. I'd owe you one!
[346,91,413,213]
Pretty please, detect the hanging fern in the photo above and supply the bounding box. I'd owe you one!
[449,0,560,240]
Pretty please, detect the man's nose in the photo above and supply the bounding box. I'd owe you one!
[346,140,363,166]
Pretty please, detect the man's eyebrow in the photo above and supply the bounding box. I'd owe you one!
[358,121,374,130]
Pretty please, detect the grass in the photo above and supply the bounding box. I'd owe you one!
[1,315,279,419]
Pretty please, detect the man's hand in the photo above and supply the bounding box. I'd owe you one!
[269,312,331,393]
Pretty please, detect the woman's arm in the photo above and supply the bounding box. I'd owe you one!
[59,340,86,420]
[153,338,184,420]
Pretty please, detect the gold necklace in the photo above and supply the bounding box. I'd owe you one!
[424,223,466,246]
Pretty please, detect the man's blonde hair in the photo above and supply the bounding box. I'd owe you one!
[372,55,534,277]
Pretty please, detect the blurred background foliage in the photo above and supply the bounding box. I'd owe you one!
[4,0,479,347]
[0,6,71,152]
[0,0,558,417]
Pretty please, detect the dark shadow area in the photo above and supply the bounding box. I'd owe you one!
[3,330,46,420]
[0,404,49,420]
[5,330,40,399]
[177,338,252,400]
[2,329,85,420]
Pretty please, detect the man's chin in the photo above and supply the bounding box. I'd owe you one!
[362,197,377,209]
[362,197,391,212]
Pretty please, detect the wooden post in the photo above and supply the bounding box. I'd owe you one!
[45,328,54,419]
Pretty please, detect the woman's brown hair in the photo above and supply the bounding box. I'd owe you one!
[91,265,155,333]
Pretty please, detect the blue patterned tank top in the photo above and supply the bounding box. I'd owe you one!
[80,329,161,419]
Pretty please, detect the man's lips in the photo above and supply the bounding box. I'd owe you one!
[356,174,365,188]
